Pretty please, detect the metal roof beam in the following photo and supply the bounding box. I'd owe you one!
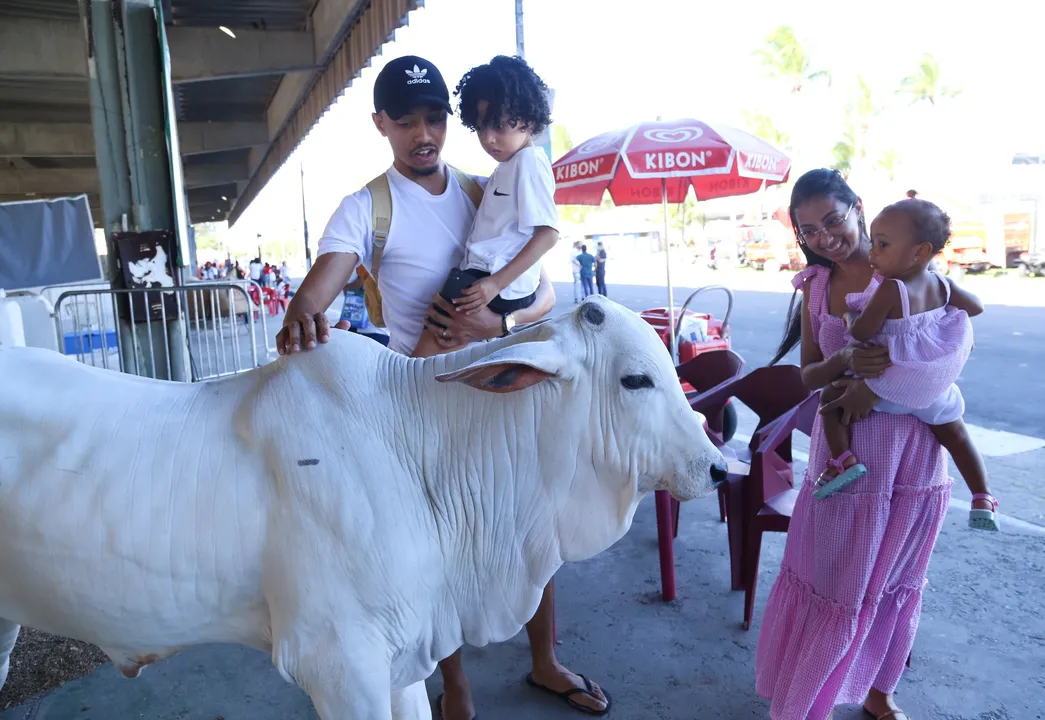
[167,26,319,83]
[0,19,318,84]
[0,17,87,80]
[261,0,366,141]
[0,123,93,157]
[0,121,268,157]
[177,121,269,156]
[230,0,421,224]
[0,162,249,195]
[0,168,99,195]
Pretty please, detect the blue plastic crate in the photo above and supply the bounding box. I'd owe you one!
[63,329,118,355]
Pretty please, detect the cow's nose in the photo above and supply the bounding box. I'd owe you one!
[710,462,729,488]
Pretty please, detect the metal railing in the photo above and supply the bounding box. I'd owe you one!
[53,282,272,382]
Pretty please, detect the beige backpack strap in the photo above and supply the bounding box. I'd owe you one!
[366,173,393,280]
[448,165,485,209]
[359,172,392,328]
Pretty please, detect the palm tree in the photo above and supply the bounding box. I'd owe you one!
[550,124,594,226]
[742,110,791,150]
[876,148,901,182]
[898,53,961,106]
[754,26,831,93]
[831,129,855,178]
[852,76,878,164]
[831,76,880,179]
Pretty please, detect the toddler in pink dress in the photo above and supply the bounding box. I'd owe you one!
[814,198,1000,531]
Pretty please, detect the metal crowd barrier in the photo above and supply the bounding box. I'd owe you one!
[52,281,273,382]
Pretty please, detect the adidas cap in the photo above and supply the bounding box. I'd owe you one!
[373,56,452,120]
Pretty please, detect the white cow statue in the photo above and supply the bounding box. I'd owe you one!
[0,297,726,720]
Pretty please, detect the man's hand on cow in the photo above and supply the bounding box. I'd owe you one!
[276,311,332,355]
[424,294,502,348]
[455,276,501,315]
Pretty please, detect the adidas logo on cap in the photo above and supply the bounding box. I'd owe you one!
[405,65,430,85]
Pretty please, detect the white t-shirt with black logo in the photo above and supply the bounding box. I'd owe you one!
[317,164,486,355]
[461,146,559,301]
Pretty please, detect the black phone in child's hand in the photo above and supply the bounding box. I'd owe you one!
[439,268,480,302]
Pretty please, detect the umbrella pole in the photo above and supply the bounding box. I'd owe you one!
[662,178,677,364]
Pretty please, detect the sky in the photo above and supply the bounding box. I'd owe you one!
[223,0,1044,256]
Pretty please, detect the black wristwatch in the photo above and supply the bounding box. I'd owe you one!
[500,311,517,337]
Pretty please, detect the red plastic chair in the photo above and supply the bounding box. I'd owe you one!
[677,349,746,446]
[675,350,745,525]
[653,350,745,602]
[734,391,819,629]
[261,287,282,316]
[698,365,812,593]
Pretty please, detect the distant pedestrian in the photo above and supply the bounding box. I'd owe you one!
[576,244,596,298]
[595,241,608,296]
[571,240,582,302]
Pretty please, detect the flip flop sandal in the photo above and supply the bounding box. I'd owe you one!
[864,709,910,720]
[969,493,1001,531]
[525,672,612,716]
[813,451,867,500]
[433,693,477,720]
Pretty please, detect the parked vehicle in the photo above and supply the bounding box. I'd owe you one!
[743,221,803,272]
[1016,250,1045,277]
[941,211,1034,274]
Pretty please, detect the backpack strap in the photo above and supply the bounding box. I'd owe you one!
[366,173,393,281]
[366,166,480,283]
[448,165,485,209]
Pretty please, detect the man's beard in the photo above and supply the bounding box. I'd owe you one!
[408,163,441,177]
[404,143,440,176]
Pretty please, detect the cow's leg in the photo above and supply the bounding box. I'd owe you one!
[300,655,394,720]
[0,618,20,691]
[272,627,394,720]
[391,681,431,720]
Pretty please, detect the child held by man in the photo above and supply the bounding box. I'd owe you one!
[411,55,558,357]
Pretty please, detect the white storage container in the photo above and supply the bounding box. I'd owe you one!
[10,293,59,352]
[0,289,27,348]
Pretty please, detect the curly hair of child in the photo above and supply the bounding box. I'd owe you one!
[455,55,552,135]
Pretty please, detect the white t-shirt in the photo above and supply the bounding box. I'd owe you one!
[248,262,262,281]
[461,146,559,301]
[317,164,486,355]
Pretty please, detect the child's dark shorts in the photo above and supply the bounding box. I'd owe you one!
[429,268,536,329]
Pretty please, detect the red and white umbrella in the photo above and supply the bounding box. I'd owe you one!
[553,119,791,360]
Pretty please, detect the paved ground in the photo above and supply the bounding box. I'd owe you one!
[4,268,1043,719]
[4,480,1040,719]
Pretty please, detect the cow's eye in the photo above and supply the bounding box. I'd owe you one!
[621,374,654,390]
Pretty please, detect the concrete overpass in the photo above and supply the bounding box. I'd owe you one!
[0,0,422,226]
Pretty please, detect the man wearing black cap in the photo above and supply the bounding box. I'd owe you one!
[277,56,609,719]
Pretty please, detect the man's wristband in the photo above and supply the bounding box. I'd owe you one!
[500,311,517,338]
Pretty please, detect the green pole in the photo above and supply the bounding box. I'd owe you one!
[81,0,189,381]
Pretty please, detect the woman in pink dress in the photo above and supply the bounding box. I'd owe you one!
[755,169,950,720]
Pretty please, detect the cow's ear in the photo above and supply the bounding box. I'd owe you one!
[435,343,565,394]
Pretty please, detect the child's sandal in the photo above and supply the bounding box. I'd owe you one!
[813,450,868,500]
[969,493,1001,531]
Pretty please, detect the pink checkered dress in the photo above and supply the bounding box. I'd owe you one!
[754,265,952,720]
[845,272,973,412]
